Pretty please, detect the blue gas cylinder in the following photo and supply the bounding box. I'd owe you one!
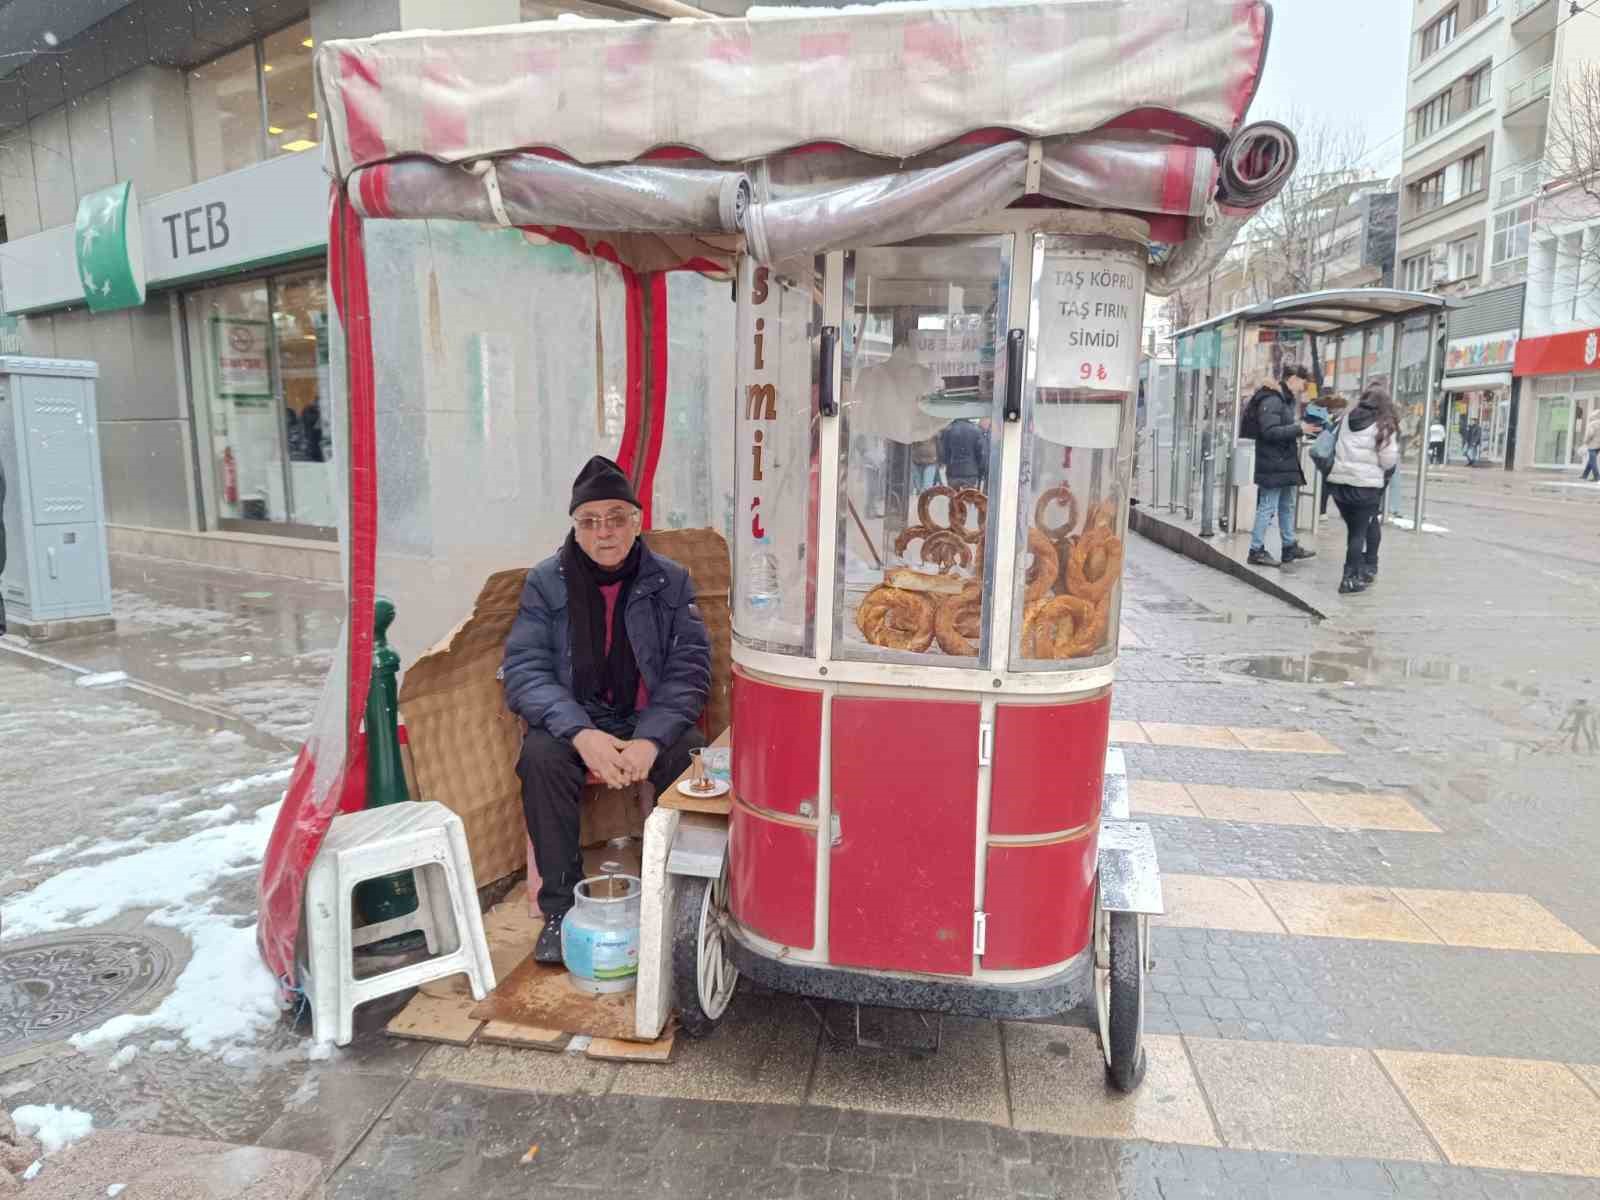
[561,872,641,994]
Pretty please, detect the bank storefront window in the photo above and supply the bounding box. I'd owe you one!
[264,22,319,159]
[189,44,265,179]
[189,21,318,182]
[186,266,334,537]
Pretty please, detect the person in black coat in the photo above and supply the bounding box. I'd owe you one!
[1246,365,1320,567]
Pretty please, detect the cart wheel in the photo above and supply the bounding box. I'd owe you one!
[1093,892,1147,1093]
[671,865,738,1038]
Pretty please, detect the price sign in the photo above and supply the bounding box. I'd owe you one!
[1035,246,1146,392]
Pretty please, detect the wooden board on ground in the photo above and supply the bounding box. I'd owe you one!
[586,1032,676,1063]
[469,954,644,1041]
[659,727,734,816]
[478,1020,570,1052]
[385,991,481,1045]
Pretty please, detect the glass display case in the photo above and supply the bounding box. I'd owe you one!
[833,236,1010,667]
[1008,235,1139,669]
[731,224,1144,683]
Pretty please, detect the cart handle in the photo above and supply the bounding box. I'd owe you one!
[1005,328,1025,423]
[819,325,839,418]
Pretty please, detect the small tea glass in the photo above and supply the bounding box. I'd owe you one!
[688,747,715,793]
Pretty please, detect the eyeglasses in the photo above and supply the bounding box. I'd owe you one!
[574,512,636,533]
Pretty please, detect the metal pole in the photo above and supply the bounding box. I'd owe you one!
[1199,427,1215,537]
[1223,318,1245,533]
[1384,321,1403,521]
[1413,315,1439,533]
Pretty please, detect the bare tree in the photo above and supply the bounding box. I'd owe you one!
[1239,108,1371,300]
[1539,61,1600,305]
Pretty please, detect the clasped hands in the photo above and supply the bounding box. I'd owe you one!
[573,728,658,789]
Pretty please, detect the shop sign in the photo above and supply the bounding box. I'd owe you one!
[1514,326,1600,376]
[1445,331,1517,373]
[74,182,147,313]
[212,316,272,404]
[1036,246,1146,391]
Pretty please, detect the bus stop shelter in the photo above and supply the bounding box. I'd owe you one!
[1158,289,1457,540]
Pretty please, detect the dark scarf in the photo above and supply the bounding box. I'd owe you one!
[561,531,643,735]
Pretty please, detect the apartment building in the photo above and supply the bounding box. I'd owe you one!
[1395,0,1600,469]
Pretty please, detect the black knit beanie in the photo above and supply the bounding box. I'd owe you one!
[569,455,640,514]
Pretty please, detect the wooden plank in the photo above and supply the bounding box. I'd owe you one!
[386,991,481,1045]
[469,954,646,1041]
[478,1020,571,1052]
[586,1032,676,1064]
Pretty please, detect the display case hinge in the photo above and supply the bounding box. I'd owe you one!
[974,911,988,956]
[978,722,993,766]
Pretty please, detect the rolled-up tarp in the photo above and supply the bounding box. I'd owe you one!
[743,141,1029,265]
[1038,138,1220,217]
[1147,121,1299,296]
[348,154,751,233]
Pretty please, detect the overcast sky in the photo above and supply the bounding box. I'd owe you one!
[1248,0,1413,180]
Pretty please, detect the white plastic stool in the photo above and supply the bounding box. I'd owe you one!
[305,801,496,1046]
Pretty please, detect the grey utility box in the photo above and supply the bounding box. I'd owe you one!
[0,356,113,637]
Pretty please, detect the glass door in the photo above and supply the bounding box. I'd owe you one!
[1534,395,1573,467]
[833,236,1011,667]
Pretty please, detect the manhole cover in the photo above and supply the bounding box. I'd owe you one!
[0,932,174,1054]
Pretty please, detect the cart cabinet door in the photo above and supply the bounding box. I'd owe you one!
[989,694,1110,837]
[981,836,1096,970]
[730,802,817,950]
[829,695,980,975]
[732,670,824,817]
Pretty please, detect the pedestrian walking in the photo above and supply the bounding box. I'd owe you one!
[1326,386,1401,595]
[1428,420,1446,465]
[1582,411,1600,482]
[1243,365,1320,567]
[1464,419,1483,467]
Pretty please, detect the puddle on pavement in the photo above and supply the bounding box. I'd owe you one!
[1209,651,1546,697]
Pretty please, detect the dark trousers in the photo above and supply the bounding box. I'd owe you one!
[517,725,705,917]
[1333,494,1381,576]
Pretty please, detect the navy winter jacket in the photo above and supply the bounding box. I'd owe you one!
[500,543,711,749]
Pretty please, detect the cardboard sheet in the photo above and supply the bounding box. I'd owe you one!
[397,529,731,887]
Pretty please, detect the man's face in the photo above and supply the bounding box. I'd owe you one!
[574,499,639,568]
[1285,375,1307,399]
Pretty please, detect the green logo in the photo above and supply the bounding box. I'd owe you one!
[75,182,147,313]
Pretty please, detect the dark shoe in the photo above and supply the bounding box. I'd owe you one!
[535,912,566,964]
[1359,564,1378,584]
[1247,548,1280,567]
[1338,572,1368,595]
[1282,543,1317,562]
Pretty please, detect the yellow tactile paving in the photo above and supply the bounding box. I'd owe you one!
[1127,779,1203,818]
[1187,1038,1440,1162]
[1140,723,1247,750]
[1392,888,1600,955]
[1107,719,1150,744]
[1005,1026,1220,1145]
[1295,790,1441,833]
[1158,877,1599,955]
[1377,1050,1600,1177]
[1249,881,1444,944]
[1185,783,1320,826]
[1227,727,1343,754]
[1155,875,1287,934]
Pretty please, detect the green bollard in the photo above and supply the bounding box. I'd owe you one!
[355,595,420,927]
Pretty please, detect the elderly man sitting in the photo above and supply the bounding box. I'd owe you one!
[502,456,711,962]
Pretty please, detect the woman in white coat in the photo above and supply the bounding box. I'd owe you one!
[1326,386,1401,594]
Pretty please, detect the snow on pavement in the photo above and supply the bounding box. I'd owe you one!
[1,803,287,1055]
[10,1105,94,1155]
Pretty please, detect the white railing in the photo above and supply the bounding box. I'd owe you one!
[1506,62,1554,111]
[1514,0,1550,20]
[1495,160,1543,205]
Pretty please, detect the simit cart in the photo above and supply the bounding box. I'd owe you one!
[257,0,1297,1091]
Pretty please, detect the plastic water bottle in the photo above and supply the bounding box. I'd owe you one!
[745,537,781,617]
